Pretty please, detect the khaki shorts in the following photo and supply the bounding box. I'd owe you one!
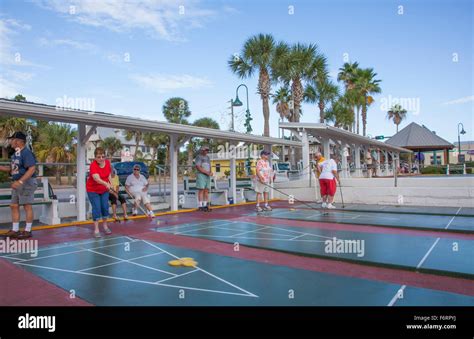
[254,180,270,194]
[11,178,38,205]
[132,191,150,205]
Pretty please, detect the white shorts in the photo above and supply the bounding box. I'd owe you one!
[132,191,150,204]
[254,180,270,194]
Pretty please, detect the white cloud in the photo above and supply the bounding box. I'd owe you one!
[38,37,98,52]
[33,0,217,41]
[442,96,474,105]
[130,73,212,93]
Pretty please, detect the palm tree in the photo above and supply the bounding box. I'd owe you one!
[125,130,143,161]
[35,123,77,185]
[337,62,360,90]
[228,34,275,137]
[272,86,292,122]
[100,137,122,159]
[387,104,407,133]
[305,77,339,123]
[325,93,355,130]
[272,42,319,123]
[354,68,382,136]
[162,97,191,124]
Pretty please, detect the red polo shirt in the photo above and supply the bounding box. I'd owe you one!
[86,160,111,194]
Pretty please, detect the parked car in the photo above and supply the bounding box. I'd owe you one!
[112,161,149,185]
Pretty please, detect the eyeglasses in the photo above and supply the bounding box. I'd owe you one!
[133,168,140,171]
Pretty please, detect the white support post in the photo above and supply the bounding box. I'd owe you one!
[463,163,467,175]
[384,150,389,176]
[323,139,330,159]
[76,123,87,221]
[269,148,274,200]
[301,130,310,181]
[340,143,349,178]
[230,146,237,204]
[354,144,362,177]
[169,135,178,211]
[376,150,381,176]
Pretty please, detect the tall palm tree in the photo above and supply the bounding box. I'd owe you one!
[305,77,339,123]
[337,62,360,90]
[272,86,292,121]
[354,68,382,136]
[228,34,275,137]
[125,130,143,161]
[35,123,77,185]
[100,137,122,159]
[272,42,319,123]
[387,104,407,133]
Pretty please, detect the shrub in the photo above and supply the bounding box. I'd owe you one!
[420,166,445,175]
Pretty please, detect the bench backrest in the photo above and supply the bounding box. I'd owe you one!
[228,177,253,188]
[184,176,219,191]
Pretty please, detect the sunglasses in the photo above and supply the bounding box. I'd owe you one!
[133,168,140,171]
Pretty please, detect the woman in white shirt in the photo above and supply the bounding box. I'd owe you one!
[317,155,340,209]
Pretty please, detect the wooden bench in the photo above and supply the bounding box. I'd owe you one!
[182,176,228,209]
[0,177,60,225]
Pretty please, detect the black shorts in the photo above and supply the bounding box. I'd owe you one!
[109,193,126,205]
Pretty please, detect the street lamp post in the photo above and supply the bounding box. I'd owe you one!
[458,123,466,163]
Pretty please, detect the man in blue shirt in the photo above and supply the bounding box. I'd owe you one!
[0,131,38,239]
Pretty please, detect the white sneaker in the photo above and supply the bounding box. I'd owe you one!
[148,211,155,218]
[321,203,327,208]
[132,209,138,216]
[327,203,336,209]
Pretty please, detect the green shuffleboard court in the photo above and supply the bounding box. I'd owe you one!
[153,220,474,278]
[1,236,473,306]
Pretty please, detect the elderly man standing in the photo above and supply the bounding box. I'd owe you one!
[0,132,37,239]
[195,145,213,212]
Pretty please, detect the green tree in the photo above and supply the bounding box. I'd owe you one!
[272,86,292,121]
[305,76,339,123]
[143,132,165,180]
[125,130,143,161]
[187,118,220,167]
[162,97,191,124]
[387,104,407,133]
[100,137,122,158]
[325,93,355,130]
[228,34,276,137]
[35,123,77,185]
[354,68,382,136]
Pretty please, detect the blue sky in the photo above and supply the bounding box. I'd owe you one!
[0,0,472,143]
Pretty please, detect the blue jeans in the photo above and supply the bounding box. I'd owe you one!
[87,191,110,221]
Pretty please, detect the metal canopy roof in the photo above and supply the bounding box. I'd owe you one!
[386,122,454,151]
[280,122,411,153]
[0,99,302,147]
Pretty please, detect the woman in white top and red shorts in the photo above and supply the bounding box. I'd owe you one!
[316,154,340,209]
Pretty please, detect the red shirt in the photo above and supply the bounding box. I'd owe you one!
[86,160,111,194]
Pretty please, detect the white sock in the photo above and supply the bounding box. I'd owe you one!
[199,201,203,207]
[265,203,269,207]
[25,223,33,232]
[203,201,208,207]
[12,222,20,232]
[256,203,260,207]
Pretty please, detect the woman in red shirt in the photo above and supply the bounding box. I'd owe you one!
[86,147,113,237]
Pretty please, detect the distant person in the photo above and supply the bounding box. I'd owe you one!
[317,154,340,209]
[255,150,273,212]
[109,169,129,221]
[194,145,212,212]
[365,150,373,178]
[313,152,326,203]
[86,147,113,238]
[0,132,37,239]
[125,165,155,218]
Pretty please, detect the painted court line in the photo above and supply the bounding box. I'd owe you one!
[229,227,269,238]
[78,252,165,272]
[10,239,140,263]
[0,235,132,258]
[444,207,462,230]
[155,269,199,284]
[14,261,254,297]
[388,285,406,306]
[85,248,176,276]
[141,240,258,298]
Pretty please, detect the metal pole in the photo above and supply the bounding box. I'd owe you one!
[230,99,234,132]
